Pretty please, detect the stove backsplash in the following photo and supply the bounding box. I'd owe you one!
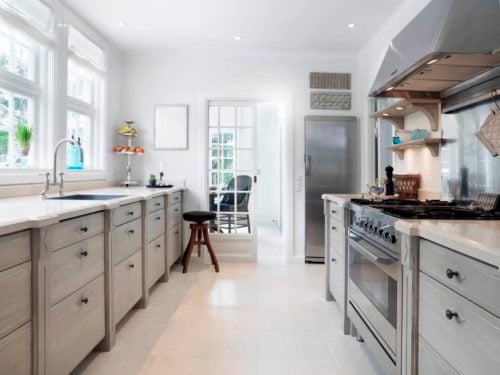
[441,100,500,201]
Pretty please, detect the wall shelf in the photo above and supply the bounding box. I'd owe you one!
[386,138,443,160]
[371,99,441,131]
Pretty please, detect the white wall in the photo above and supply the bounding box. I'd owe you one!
[120,52,359,259]
[356,0,440,195]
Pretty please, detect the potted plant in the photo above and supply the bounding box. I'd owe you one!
[15,120,34,156]
[148,174,157,187]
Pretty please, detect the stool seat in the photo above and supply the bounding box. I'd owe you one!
[183,211,216,224]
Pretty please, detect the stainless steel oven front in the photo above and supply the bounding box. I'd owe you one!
[347,228,402,375]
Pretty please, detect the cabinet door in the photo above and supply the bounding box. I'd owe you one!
[329,248,344,309]
[167,224,182,268]
[0,322,31,375]
[147,235,165,289]
[418,335,458,375]
[113,251,143,324]
[47,275,105,375]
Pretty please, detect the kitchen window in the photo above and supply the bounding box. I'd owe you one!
[0,0,53,170]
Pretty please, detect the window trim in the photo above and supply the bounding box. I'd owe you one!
[0,0,110,184]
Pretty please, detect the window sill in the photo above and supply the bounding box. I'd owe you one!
[0,169,109,185]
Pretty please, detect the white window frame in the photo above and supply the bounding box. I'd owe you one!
[0,0,109,185]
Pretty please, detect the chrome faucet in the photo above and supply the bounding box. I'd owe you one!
[40,138,84,198]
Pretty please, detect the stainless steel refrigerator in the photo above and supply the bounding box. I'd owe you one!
[305,116,359,263]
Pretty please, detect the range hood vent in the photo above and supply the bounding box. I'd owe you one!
[370,0,500,102]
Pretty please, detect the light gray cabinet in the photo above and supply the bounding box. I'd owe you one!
[0,230,31,375]
[418,239,500,375]
[167,224,182,268]
[145,196,166,290]
[147,234,165,289]
[113,250,143,323]
[166,192,183,269]
[418,335,458,375]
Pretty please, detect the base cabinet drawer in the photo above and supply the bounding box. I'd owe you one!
[328,248,344,309]
[418,335,458,375]
[112,202,142,227]
[167,225,182,268]
[43,212,104,252]
[147,210,165,241]
[420,239,500,317]
[167,191,182,206]
[0,322,31,375]
[0,231,30,272]
[167,204,182,229]
[113,251,143,324]
[49,233,105,306]
[0,261,31,338]
[329,224,345,256]
[111,218,142,266]
[47,275,105,375]
[147,235,165,289]
[329,201,344,222]
[147,196,165,213]
[419,272,500,375]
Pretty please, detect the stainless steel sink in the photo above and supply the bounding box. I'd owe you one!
[47,194,128,201]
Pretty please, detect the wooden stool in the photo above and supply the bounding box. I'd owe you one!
[182,211,219,273]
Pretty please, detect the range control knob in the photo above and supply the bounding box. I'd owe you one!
[378,229,384,237]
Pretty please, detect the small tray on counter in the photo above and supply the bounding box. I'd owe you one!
[146,184,173,188]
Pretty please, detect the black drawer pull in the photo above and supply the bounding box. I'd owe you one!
[445,309,458,320]
[331,258,336,262]
[175,197,179,200]
[155,202,161,206]
[331,226,337,230]
[331,210,337,214]
[156,244,161,248]
[80,250,88,257]
[446,268,459,279]
[80,226,88,233]
[156,216,162,221]
[128,211,135,216]
[128,229,135,234]
[175,208,179,212]
[175,231,179,234]
[81,297,89,304]
[129,264,135,269]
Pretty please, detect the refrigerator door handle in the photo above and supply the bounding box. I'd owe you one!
[305,154,310,176]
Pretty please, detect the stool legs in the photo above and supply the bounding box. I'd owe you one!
[202,227,219,272]
[182,223,219,273]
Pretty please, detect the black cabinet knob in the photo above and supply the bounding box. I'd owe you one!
[80,250,88,257]
[446,268,459,279]
[331,258,336,262]
[128,229,135,234]
[128,211,134,216]
[445,309,458,320]
[156,244,161,248]
[331,226,337,230]
[129,264,135,269]
[331,210,337,214]
[81,297,89,304]
[80,226,88,233]
[155,202,161,206]
[156,216,162,221]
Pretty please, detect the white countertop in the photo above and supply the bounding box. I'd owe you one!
[0,186,184,236]
[321,193,362,206]
[396,219,500,269]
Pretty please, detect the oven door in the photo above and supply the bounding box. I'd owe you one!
[348,230,400,358]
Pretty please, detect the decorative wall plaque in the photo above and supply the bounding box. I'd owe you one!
[310,92,351,110]
[310,72,351,90]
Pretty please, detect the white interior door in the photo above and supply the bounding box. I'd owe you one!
[206,100,257,261]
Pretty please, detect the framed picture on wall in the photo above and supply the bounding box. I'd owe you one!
[154,104,188,149]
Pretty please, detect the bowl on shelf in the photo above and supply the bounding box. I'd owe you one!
[409,129,429,141]
[396,130,411,142]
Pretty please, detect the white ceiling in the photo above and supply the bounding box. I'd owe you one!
[61,0,403,54]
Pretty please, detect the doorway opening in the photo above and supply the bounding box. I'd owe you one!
[202,97,289,263]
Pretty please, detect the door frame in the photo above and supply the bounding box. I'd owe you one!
[198,93,294,262]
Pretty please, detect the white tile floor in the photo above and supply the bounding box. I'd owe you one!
[74,257,383,374]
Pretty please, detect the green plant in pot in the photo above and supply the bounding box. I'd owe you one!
[15,120,34,157]
[149,174,157,187]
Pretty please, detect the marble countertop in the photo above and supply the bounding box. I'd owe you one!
[0,186,184,236]
[396,219,500,269]
[321,193,363,206]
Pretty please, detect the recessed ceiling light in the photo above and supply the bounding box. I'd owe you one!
[117,21,126,27]
[382,113,390,117]
[395,106,404,110]
[233,35,242,41]
[347,23,355,28]
[427,58,439,65]
[386,86,395,91]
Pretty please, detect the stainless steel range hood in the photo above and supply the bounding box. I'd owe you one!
[369,0,500,101]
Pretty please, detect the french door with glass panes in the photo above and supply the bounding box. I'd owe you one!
[207,101,257,260]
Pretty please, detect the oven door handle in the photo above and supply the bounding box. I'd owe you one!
[349,234,396,266]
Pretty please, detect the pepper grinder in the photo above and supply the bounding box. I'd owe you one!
[385,165,394,196]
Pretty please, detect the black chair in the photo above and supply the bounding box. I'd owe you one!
[210,175,252,233]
